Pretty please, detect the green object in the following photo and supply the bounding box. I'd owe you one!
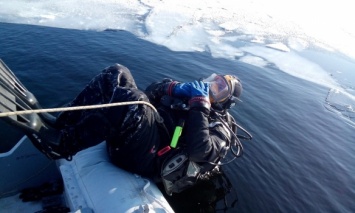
[170,119,185,148]
[170,126,183,148]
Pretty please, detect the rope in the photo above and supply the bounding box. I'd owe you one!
[0,101,157,117]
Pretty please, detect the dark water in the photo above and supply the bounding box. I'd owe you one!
[0,22,354,213]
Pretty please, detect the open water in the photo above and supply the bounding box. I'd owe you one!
[0,22,354,213]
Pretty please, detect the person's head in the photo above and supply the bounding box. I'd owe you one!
[203,73,242,111]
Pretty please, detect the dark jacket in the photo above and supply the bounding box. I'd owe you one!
[155,96,234,175]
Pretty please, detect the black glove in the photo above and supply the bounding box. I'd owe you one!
[145,79,176,104]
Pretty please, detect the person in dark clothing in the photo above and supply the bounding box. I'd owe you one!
[51,63,246,194]
[0,61,248,194]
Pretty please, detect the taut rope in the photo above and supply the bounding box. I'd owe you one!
[0,101,157,117]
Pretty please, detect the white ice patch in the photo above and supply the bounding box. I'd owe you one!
[239,55,268,68]
[287,37,309,52]
[239,44,355,126]
[240,45,337,89]
[266,43,290,52]
[326,87,355,126]
[251,37,266,44]
[0,0,147,31]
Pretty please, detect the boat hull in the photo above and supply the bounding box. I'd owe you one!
[0,136,174,213]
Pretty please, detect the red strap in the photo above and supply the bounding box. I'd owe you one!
[157,146,171,156]
[167,81,178,96]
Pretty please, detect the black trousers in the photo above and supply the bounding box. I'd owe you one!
[56,64,160,177]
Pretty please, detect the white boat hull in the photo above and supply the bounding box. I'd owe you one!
[0,136,174,213]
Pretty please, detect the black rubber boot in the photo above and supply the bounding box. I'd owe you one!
[57,112,115,160]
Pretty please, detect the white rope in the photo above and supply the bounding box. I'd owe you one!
[0,101,157,118]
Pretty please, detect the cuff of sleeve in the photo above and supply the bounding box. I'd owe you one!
[165,81,178,96]
[189,96,211,110]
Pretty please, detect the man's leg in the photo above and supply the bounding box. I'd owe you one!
[56,64,137,128]
[105,87,160,178]
[56,64,140,157]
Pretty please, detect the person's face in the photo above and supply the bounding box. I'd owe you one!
[208,75,230,103]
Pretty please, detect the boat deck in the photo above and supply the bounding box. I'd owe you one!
[0,193,42,212]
